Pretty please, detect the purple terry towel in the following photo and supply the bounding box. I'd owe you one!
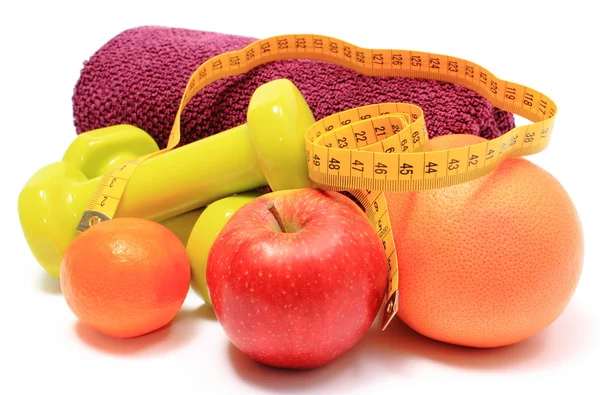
[72,26,514,149]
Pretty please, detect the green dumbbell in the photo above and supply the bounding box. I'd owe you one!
[18,79,316,278]
[186,190,268,305]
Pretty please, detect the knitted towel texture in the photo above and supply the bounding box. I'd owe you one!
[72,26,515,149]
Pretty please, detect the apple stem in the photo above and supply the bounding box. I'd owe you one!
[267,203,288,233]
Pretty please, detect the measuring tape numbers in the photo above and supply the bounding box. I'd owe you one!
[76,33,557,330]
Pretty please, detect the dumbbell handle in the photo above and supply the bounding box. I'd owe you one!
[114,123,266,222]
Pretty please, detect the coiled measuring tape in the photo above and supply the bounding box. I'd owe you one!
[76,34,557,330]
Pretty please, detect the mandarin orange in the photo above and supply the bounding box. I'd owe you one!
[60,217,191,338]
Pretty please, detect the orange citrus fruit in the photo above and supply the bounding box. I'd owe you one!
[385,133,584,348]
[60,217,191,338]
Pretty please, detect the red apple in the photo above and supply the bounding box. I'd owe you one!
[206,188,389,369]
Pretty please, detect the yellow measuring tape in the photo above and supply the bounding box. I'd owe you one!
[76,33,557,330]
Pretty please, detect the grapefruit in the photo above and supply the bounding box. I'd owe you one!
[385,133,584,347]
[60,217,191,338]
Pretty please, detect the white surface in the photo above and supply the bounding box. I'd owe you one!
[1,1,598,394]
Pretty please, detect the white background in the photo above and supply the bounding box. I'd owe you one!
[1,1,598,394]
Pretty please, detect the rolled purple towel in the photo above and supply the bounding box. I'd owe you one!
[72,26,514,149]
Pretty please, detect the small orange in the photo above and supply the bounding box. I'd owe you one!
[60,217,191,338]
[385,133,584,348]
